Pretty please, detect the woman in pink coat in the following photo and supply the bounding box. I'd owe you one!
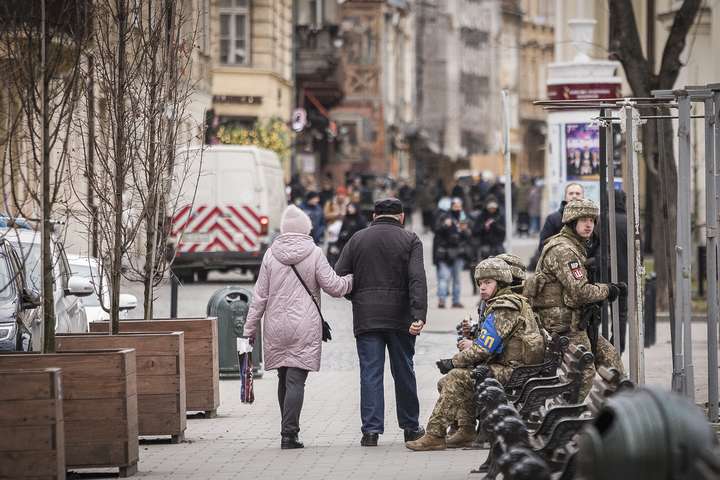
[244,205,353,449]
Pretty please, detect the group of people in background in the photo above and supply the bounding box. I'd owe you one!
[288,171,547,310]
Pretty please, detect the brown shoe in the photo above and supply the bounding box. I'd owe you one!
[405,433,446,451]
[446,426,476,448]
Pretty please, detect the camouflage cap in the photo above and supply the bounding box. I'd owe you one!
[562,198,599,224]
[494,253,526,281]
[474,258,513,285]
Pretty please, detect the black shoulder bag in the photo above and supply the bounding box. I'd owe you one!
[290,265,332,342]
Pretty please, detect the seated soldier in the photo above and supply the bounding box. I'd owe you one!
[494,253,526,293]
[406,258,546,451]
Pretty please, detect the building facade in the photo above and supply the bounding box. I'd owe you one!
[413,0,525,185]
[210,0,293,134]
[293,0,345,182]
[327,0,415,181]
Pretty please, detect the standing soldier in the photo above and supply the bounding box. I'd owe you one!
[525,198,626,399]
[406,258,545,451]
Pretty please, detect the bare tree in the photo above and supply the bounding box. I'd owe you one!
[608,0,703,310]
[0,0,90,352]
[72,0,204,329]
[122,0,204,320]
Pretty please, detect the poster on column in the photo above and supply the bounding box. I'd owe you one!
[564,122,600,204]
[565,123,600,180]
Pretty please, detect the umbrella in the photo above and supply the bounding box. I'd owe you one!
[237,338,254,404]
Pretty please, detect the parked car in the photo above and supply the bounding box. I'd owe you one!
[0,238,41,351]
[169,145,286,282]
[1,228,94,350]
[66,254,137,325]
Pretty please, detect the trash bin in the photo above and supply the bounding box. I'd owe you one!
[207,287,263,378]
[644,272,657,348]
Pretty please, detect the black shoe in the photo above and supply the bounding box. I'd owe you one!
[281,434,304,449]
[404,426,425,442]
[360,432,379,447]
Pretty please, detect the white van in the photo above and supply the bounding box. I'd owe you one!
[169,145,286,281]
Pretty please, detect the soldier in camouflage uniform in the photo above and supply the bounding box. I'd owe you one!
[406,258,545,451]
[524,198,626,400]
[495,253,526,293]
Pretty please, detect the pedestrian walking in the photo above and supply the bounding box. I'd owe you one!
[434,198,472,308]
[473,197,506,260]
[335,198,428,447]
[243,205,353,449]
[528,180,542,234]
[336,203,368,253]
[301,191,326,245]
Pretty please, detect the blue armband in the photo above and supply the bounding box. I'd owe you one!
[474,313,504,354]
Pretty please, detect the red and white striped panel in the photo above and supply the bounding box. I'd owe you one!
[172,205,262,253]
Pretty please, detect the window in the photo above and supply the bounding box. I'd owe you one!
[460,73,489,107]
[219,0,250,65]
[460,28,488,49]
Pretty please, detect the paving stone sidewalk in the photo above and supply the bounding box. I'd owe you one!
[99,232,714,479]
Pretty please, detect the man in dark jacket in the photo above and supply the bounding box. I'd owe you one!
[528,182,584,270]
[473,198,506,259]
[301,191,326,245]
[335,198,428,447]
[434,198,471,308]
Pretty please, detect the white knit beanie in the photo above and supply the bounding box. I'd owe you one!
[281,205,312,235]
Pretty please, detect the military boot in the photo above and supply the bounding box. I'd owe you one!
[446,425,476,448]
[405,433,446,451]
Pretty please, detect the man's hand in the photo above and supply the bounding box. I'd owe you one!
[444,218,453,227]
[436,359,454,374]
[457,339,473,351]
[409,320,425,336]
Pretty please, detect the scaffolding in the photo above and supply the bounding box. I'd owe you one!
[535,83,720,423]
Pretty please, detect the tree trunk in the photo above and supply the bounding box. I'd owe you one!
[111,0,128,334]
[40,0,56,353]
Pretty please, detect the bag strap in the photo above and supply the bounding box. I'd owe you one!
[290,265,325,322]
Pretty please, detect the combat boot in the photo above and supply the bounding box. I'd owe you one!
[405,433,446,451]
[446,425,476,448]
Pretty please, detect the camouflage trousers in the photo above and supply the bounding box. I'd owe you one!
[426,368,475,437]
[427,363,515,437]
[565,330,624,400]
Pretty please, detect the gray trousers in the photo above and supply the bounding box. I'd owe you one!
[277,367,309,436]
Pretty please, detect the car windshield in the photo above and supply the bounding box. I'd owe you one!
[0,254,15,302]
[71,263,105,307]
[13,242,41,292]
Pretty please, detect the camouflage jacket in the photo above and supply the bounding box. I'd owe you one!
[452,289,545,369]
[525,226,609,332]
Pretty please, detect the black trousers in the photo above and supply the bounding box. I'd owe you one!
[277,367,309,436]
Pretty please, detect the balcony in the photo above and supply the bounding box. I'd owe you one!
[296,25,344,109]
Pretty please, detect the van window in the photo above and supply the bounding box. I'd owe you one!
[216,151,257,205]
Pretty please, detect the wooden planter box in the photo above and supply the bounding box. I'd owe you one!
[57,332,186,442]
[0,349,138,477]
[0,368,65,480]
[91,318,219,417]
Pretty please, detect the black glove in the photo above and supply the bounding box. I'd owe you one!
[436,359,455,375]
[607,282,628,302]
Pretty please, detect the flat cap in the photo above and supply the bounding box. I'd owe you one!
[374,197,403,215]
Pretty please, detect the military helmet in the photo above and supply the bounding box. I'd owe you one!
[494,253,526,281]
[474,258,513,285]
[562,198,599,224]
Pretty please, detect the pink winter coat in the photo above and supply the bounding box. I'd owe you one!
[243,233,353,372]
